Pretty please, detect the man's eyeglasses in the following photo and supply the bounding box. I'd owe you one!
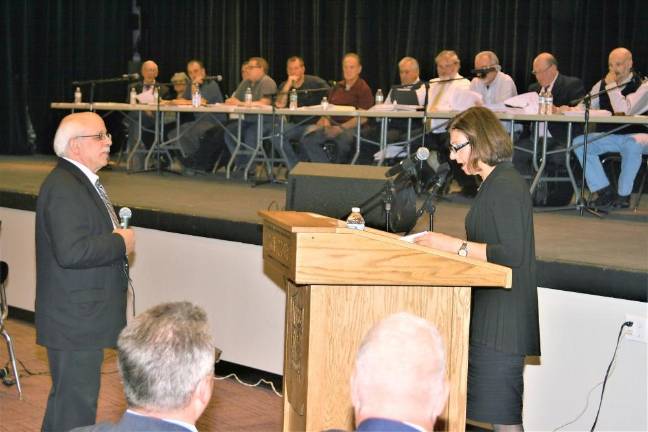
[449,141,470,153]
[74,132,112,142]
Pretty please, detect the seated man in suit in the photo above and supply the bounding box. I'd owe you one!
[571,48,648,209]
[351,313,449,432]
[513,52,586,205]
[72,301,217,431]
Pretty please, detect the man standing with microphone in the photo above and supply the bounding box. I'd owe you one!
[36,112,135,431]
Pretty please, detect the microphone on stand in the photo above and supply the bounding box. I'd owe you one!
[328,80,339,87]
[385,147,430,178]
[119,207,132,229]
[203,75,223,82]
[121,73,140,81]
[470,66,500,78]
[417,163,451,218]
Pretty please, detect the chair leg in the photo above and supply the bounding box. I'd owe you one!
[634,163,647,210]
[1,328,22,399]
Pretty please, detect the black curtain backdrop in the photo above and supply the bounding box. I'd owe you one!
[1,0,645,155]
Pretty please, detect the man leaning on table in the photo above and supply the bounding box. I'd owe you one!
[570,48,648,209]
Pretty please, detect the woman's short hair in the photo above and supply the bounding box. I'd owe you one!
[448,106,513,171]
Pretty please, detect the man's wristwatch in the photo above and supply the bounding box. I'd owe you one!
[458,241,468,257]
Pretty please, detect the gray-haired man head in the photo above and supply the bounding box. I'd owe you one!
[72,301,217,431]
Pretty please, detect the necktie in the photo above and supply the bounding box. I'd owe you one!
[95,179,119,228]
[429,81,449,110]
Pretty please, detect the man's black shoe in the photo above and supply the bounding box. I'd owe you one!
[593,186,615,208]
[612,194,631,209]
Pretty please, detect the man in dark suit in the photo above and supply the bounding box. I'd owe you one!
[36,112,135,431]
[351,313,449,432]
[71,302,216,432]
[514,52,586,205]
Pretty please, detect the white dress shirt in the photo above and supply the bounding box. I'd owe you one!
[470,71,518,105]
[426,73,471,111]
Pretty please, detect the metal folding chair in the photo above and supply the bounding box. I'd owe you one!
[0,261,22,399]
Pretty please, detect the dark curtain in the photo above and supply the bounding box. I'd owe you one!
[2,0,645,155]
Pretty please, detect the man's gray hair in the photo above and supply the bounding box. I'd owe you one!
[475,50,500,66]
[398,56,420,72]
[117,301,216,411]
[354,312,446,409]
[52,116,78,157]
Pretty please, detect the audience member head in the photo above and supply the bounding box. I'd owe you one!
[140,60,159,84]
[247,57,269,82]
[398,56,420,85]
[342,52,362,84]
[608,47,633,83]
[171,72,189,97]
[187,59,207,84]
[286,56,306,83]
[53,112,112,173]
[532,52,559,88]
[474,51,501,85]
[435,50,461,80]
[117,301,216,425]
[351,313,449,432]
[448,106,513,177]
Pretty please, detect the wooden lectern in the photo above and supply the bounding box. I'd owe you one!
[259,211,511,431]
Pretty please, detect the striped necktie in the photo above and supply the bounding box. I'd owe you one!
[95,179,119,228]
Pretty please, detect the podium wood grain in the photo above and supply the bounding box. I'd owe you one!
[260,211,511,431]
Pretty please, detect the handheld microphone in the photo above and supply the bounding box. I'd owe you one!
[119,207,132,229]
[204,75,223,82]
[385,147,430,177]
[121,73,140,81]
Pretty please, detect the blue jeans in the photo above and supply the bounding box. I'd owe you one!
[572,133,643,196]
[267,120,310,170]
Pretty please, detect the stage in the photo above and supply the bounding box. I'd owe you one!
[1,155,646,301]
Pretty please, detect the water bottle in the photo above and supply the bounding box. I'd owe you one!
[74,87,82,103]
[244,87,253,106]
[544,89,553,115]
[129,87,137,104]
[192,85,201,107]
[375,88,384,105]
[289,88,298,110]
[346,207,365,231]
[321,96,329,110]
[153,86,159,102]
[537,90,546,115]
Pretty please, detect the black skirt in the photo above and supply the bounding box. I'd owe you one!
[467,342,525,425]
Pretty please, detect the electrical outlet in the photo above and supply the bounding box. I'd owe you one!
[624,315,647,343]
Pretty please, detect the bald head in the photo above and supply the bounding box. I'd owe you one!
[141,60,159,84]
[532,52,559,87]
[608,47,633,83]
[351,313,449,431]
[53,112,112,172]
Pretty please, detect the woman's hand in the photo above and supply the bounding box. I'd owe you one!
[414,232,462,253]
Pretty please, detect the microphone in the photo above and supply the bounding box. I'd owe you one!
[385,147,430,177]
[471,66,500,78]
[119,207,132,229]
[328,80,338,87]
[203,75,223,82]
[121,73,140,81]
[417,163,451,217]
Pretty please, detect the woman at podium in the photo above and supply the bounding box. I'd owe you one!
[415,106,540,431]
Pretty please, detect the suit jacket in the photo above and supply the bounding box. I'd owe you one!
[356,418,423,431]
[70,412,193,431]
[528,73,586,140]
[35,158,128,350]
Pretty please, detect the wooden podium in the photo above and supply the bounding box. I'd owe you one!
[259,211,511,431]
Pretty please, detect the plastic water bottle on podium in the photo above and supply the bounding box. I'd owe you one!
[537,90,546,114]
[321,96,329,110]
[244,87,253,106]
[289,88,298,110]
[544,89,553,115]
[74,87,82,103]
[153,86,159,102]
[129,87,137,104]
[192,85,201,107]
[375,89,384,105]
[346,207,365,230]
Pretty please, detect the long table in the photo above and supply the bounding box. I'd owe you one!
[51,102,648,198]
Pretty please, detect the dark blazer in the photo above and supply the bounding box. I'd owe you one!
[528,73,586,139]
[357,418,422,431]
[70,411,193,431]
[35,158,127,350]
[466,162,540,356]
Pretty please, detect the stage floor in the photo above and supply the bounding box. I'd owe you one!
[1,155,646,299]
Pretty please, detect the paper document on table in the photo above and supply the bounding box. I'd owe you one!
[370,104,421,112]
[400,231,428,243]
[373,144,407,161]
[503,92,538,114]
[137,92,155,104]
[563,109,612,117]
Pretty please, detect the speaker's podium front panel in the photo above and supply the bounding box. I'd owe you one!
[259,211,511,432]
